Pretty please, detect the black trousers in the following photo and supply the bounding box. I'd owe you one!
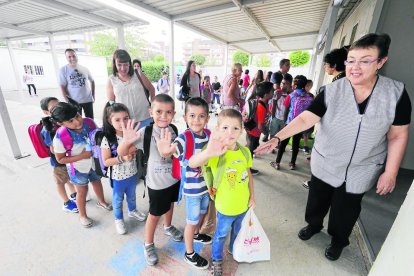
[275,132,302,164]
[27,84,36,95]
[305,175,365,247]
[79,102,94,119]
[246,133,260,158]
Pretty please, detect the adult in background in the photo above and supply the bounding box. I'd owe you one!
[255,33,411,261]
[245,69,264,101]
[59,48,95,118]
[180,60,201,98]
[107,49,155,128]
[220,63,244,111]
[323,46,348,84]
[242,69,250,92]
[133,59,142,72]
[271,59,292,91]
[23,68,37,96]
[265,71,273,82]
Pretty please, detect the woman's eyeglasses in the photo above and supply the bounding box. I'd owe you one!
[344,58,380,67]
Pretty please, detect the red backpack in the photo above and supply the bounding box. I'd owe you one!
[56,118,96,176]
[28,121,50,158]
[172,128,211,180]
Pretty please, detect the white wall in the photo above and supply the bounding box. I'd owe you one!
[0,48,108,91]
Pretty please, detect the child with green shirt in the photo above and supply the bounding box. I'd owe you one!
[189,109,256,276]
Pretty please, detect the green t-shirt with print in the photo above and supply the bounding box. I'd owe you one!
[207,146,252,216]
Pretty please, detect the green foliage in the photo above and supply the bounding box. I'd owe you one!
[288,51,310,67]
[153,54,165,63]
[232,50,249,66]
[190,53,206,65]
[142,61,168,82]
[256,54,271,67]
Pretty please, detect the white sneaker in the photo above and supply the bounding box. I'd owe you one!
[115,219,127,235]
[128,210,147,222]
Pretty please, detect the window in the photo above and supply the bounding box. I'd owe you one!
[350,24,358,44]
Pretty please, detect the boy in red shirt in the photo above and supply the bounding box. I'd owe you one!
[245,81,274,174]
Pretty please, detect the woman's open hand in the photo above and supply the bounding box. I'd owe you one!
[376,172,396,195]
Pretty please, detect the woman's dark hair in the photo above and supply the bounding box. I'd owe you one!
[265,71,273,82]
[132,59,142,67]
[102,102,130,146]
[51,102,78,123]
[185,97,209,114]
[293,75,308,89]
[256,82,274,98]
[350,33,391,59]
[255,70,264,84]
[323,47,348,71]
[112,49,134,76]
[184,60,195,77]
[40,97,58,112]
[244,69,249,75]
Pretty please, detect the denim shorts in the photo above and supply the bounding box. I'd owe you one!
[184,193,210,225]
[67,168,101,186]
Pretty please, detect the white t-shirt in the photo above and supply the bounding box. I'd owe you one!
[59,64,94,104]
[101,135,137,181]
[134,125,177,190]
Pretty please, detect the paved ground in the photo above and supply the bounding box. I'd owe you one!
[0,87,368,275]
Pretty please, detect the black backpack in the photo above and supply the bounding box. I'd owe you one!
[136,123,178,197]
[243,99,266,131]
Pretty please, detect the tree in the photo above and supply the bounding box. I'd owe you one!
[232,50,249,66]
[289,50,311,67]
[256,54,271,67]
[153,54,165,63]
[190,53,206,66]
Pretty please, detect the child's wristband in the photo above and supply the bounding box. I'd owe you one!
[117,155,123,164]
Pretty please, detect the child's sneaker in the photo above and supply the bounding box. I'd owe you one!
[212,261,223,276]
[144,243,158,265]
[63,200,78,213]
[128,210,146,221]
[69,192,77,201]
[184,252,209,269]
[193,233,212,244]
[164,225,183,241]
[115,219,127,235]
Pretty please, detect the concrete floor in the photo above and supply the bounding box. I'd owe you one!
[0,87,368,275]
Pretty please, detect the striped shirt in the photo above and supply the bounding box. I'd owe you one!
[174,130,209,196]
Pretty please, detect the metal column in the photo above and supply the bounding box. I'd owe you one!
[169,20,175,98]
[49,35,60,83]
[7,40,23,92]
[224,43,229,76]
[117,26,125,49]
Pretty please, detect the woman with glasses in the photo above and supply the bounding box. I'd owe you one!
[107,50,155,129]
[255,33,411,261]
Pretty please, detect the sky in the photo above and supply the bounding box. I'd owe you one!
[94,0,206,59]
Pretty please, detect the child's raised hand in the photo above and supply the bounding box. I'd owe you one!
[121,119,141,145]
[205,132,228,157]
[154,128,177,157]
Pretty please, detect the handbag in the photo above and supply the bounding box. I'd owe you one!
[233,208,271,263]
[135,69,151,106]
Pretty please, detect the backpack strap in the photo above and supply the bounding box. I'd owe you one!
[56,127,75,176]
[83,117,96,131]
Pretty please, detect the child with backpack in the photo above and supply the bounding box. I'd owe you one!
[157,71,170,95]
[272,75,313,170]
[200,76,213,111]
[100,102,147,235]
[189,109,256,276]
[118,94,183,266]
[51,102,112,228]
[39,97,77,213]
[156,97,212,270]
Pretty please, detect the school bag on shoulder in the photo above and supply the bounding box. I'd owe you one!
[28,121,50,158]
[290,91,314,120]
[202,143,250,200]
[243,99,266,131]
[136,123,178,196]
[171,129,211,202]
[56,117,96,176]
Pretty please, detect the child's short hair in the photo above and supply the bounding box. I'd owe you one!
[204,75,210,81]
[185,97,209,114]
[40,97,58,111]
[256,81,274,98]
[293,75,308,89]
[218,109,242,126]
[152,94,175,109]
[51,102,78,123]
[306,79,313,85]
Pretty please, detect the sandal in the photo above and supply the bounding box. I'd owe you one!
[80,217,93,228]
[96,201,113,211]
[270,162,280,170]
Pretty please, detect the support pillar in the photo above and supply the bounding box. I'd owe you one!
[169,20,175,98]
[49,35,60,83]
[224,43,229,76]
[117,26,125,49]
